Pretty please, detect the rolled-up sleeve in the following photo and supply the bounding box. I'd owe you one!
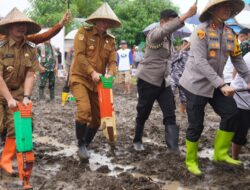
[191,29,224,88]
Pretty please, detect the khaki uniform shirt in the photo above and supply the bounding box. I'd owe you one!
[180,21,250,98]
[136,18,184,87]
[0,37,40,102]
[70,26,117,92]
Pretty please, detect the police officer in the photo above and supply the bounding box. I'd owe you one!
[179,0,250,176]
[0,7,40,175]
[133,4,197,151]
[70,2,121,160]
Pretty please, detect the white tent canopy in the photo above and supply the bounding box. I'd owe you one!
[235,4,250,28]
[65,29,78,40]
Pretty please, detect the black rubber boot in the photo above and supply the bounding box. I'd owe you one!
[39,89,45,100]
[133,123,145,151]
[85,127,99,147]
[75,121,90,160]
[165,124,179,152]
[49,88,55,101]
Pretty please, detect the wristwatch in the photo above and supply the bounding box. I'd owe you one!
[24,95,31,100]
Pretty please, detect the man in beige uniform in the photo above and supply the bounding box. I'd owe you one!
[179,0,250,176]
[0,8,40,175]
[70,2,120,160]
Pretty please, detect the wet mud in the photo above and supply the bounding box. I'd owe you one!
[0,80,249,190]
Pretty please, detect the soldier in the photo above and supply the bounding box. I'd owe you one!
[0,8,41,176]
[179,0,250,176]
[133,5,197,151]
[38,40,58,101]
[70,2,120,160]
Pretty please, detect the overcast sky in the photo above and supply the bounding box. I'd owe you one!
[0,0,209,17]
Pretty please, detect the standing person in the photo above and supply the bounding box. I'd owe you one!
[133,5,197,151]
[70,2,121,160]
[38,40,58,101]
[179,0,250,176]
[170,38,190,113]
[117,40,133,94]
[0,7,40,176]
[230,51,250,161]
[133,46,144,68]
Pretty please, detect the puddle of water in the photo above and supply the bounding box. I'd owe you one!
[162,181,191,190]
[89,152,135,176]
[143,137,166,147]
[34,135,78,157]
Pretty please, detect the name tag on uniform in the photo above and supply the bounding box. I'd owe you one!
[4,54,14,58]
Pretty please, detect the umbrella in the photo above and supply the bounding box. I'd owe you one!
[143,22,192,38]
[185,14,201,25]
[235,9,250,28]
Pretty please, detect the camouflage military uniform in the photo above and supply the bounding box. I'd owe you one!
[240,40,250,57]
[170,50,189,103]
[38,42,57,100]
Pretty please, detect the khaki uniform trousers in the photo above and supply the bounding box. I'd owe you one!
[0,87,24,138]
[71,83,100,128]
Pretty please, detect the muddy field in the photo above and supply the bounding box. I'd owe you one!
[0,79,250,190]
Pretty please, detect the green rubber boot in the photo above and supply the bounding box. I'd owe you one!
[185,139,202,176]
[213,129,242,165]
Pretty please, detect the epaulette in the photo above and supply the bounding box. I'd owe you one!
[0,40,7,48]
[107,33,115,39]
[84,26,93,31]
[26,41,36,48]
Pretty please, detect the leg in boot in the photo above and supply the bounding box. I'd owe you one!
[232,143,242,160]
[213,129,241,165]
[0,138,18,176]
[85,127,98,147]
[165,124,179,152]
[49,88,55,101]
[75,121,89,160]
[185,139,202,176]
[38,88,45,100]
[133,123,145,151]
[48,72,55,101]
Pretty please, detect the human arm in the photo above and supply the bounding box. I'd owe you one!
[0,76,17,108]
[26,11,71,45]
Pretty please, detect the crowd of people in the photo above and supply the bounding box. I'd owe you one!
[0,0,249,188]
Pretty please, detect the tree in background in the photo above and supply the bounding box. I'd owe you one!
[111,0,178,46]
[27,0,178,46]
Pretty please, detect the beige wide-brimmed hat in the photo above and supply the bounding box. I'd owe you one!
[85,2,121,28]
[199,0,245,22]
[0,7,41,35]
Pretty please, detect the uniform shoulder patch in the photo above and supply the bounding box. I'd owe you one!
[107,33,115,39]
[197,29,206,40]
[0,40,7,48]
[26,41,36,48]
[84,26,93,31]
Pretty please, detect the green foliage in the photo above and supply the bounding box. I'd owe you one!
[110,0,179,46]
[27,0,179,46]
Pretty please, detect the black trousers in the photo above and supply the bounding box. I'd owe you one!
[134,79,176,142]
[183,87,239,142]
[232,108,250,145]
